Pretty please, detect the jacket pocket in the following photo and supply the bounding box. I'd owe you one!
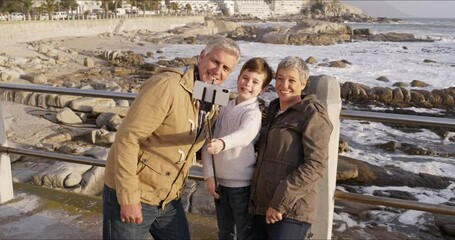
[136,151,179,199]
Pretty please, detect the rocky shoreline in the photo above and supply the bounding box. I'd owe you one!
[1,18,454,239]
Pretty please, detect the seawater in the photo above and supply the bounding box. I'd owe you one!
[346,18,455,41]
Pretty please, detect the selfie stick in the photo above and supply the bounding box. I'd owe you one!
[201,87,219,193]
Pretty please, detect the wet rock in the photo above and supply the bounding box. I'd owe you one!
[376,76,389,82]
[337,158,358,181]
[423,59,437,63]
[411,80,430,87]
[376,141,399,151]
[372,190,418,201]
[337,156,454,189]
[339,139,349,153]
[434,213,455,238]
[305,56,318,64]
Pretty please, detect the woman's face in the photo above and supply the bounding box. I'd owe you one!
[275,67,306,104]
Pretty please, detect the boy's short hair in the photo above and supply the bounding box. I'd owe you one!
[239,57,273,88]
[277,56,309,84]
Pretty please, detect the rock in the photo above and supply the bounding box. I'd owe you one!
[337,156,454,189]
[339,139,349,153]
[32,161,92,188]
[0,69,20,82]
[189,181,216,215]
[83,146,110,160]
[411,80,430,87]
[181,179,198,212]
[372,190,418,201]
[261,32,289,44]
[434,213,455,238]
[56,107,83,124]
[64,172,82,187]
[84,57,94,67]
[95,113,122,131]
[328,61,347,68]
[423,59,437,63]
[92,105,129,117]
[305,56,318,64]
[90,129,116,146]
[337,158,358,181]
[376,76,389,82]
[23,73,48,84]
[376,141,399,151]
[392,82,409,88]
[116,99,130,107]
[69,97,116,112]
[353,28,373,36]
[80,166,105,195]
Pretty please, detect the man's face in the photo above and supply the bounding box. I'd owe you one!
[198,48,238,85]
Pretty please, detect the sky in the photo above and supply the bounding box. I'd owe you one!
[343,1,455,19]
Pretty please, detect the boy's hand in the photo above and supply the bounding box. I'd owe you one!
[205,177,220,199]
[207,139,225,154]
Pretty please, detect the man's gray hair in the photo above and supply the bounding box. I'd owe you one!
[203,37,241,63]
[277,56,309,83]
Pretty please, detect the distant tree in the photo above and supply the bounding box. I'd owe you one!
[21,0,33,20]
[169,2,178,13]
[60,0,78,18]
[184,3,191,15]
[42,0,57,19]
[1,0,21,12]
[150,0,161,11]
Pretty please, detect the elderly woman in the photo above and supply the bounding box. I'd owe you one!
[249,56,333,239]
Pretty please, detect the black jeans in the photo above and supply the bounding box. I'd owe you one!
[215,185,253,240]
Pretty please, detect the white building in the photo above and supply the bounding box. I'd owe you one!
[33,0,308,18]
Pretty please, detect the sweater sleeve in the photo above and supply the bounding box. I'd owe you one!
[220,108,262,151]
[113,76,172,205]
[270,107,333,214]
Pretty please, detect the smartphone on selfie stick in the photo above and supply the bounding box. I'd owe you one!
[193,81,230,197]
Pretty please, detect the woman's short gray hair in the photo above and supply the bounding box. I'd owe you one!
[277,56,309,83]
[203,37,241,63]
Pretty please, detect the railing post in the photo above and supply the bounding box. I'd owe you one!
[305,75,341,239]
[0,101,13,204]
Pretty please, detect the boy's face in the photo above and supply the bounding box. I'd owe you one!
[236,69,265,103]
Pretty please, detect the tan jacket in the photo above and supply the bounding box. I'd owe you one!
[250,95,333,223]
[104,65,216,207]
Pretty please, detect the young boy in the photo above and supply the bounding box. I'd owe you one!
[202,57,273,240]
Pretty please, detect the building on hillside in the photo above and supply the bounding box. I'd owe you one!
[269,0,309,16]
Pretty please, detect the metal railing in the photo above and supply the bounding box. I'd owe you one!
[1,83,455,216]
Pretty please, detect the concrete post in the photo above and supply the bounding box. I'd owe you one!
[305,75,341,239]
[0,101,13,204]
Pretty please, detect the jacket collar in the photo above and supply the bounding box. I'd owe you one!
[269,94,319,114]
